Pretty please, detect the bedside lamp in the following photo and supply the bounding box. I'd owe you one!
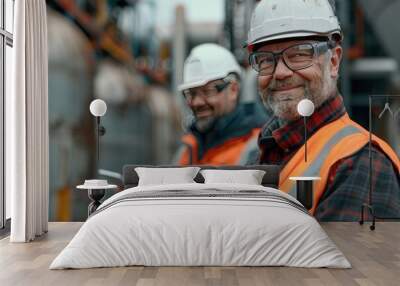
[75,99,116,217]
[90,99,107,166]
[297,98,315,162]
[289,99,319,210]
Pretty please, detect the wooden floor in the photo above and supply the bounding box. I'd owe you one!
[0,222,399,286]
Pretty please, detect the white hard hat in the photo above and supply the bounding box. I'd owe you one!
[246,0,342,52]
[178,43,242,91]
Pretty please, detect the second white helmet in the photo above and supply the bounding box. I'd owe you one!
[178,43,241,91]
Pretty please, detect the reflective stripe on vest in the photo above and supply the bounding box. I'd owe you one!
[238,134,260,165]
[286,125,360,197]
[172,143,192,165]
[279,114,400,215]
[179,135,198,165]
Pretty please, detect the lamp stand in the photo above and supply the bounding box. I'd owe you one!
[360,95,376,230]
[304,116,307,162]
[96,117,100,166]
[359,95,400,230]
[95,116,106,174]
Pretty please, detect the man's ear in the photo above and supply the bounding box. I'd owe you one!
[330,46,343,78]
[229,80,239,99]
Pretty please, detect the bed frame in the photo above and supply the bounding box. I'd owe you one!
[122,165,281,189]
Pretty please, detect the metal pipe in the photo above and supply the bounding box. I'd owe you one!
[172,5,188,120]
[337,0,352,115]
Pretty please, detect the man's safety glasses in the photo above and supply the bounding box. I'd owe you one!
[249,42,332,76]
[182,80,231,104]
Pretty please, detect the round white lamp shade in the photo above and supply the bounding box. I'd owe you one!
[297,99,315,117]
[90,99,107,117]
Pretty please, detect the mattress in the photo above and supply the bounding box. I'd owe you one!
[50,183,351,269]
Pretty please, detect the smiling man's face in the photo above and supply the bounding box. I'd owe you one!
[185,78,239,131]
[257,39,341,122]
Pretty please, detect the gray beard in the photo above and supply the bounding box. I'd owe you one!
[195,117,216,132]
[259,62,334,125]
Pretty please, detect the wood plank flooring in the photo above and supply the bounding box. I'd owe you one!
[0,222,399,286]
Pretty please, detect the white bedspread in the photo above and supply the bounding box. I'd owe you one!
[50,183,351,269]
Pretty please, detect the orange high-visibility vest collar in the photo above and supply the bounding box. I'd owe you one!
[279,114,400,215]
[179,128,260,165]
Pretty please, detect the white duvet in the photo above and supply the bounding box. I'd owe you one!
[50,183,351,269]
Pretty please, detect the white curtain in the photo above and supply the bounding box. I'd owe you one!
[7,0,49,242]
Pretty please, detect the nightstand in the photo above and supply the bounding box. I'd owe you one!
[77,182,118,217]
[289,176,321,210]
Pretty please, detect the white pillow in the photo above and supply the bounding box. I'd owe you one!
[200,169,266,185]
[135,167,200,186]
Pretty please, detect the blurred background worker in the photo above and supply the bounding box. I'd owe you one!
[174,43,267,165]
[246,0,400,221]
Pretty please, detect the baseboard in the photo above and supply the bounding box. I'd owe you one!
[0,218,11,239]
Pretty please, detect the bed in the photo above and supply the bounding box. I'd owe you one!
[50,165,351,269]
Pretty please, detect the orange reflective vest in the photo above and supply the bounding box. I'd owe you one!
[177,128,261,165]
[279,114,400,215]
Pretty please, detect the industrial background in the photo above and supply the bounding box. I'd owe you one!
[45,0,400,221]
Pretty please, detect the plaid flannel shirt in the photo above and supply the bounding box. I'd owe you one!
[258,94,400,221]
